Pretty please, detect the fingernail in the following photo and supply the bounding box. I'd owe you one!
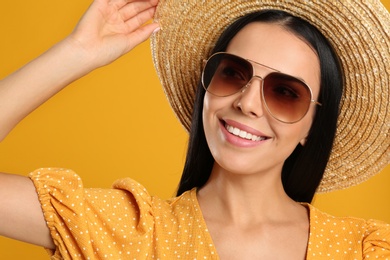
[153,26,161,34]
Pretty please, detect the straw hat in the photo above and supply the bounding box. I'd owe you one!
[150,0,390,192]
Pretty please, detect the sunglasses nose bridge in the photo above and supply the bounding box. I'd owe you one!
[237,75,267,116]
[242,75,264,92]
[252,75,265,84]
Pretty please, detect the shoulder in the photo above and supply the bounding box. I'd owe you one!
[29,167,194,216]
[112,176,196,216]
[28,168,200,258]
[305,203,390,259]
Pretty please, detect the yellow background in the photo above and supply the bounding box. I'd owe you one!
[0,0,389,258]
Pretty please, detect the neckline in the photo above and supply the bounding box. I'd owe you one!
[188,188,314,259]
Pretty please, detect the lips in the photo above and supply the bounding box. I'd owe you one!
[224,122,268,142]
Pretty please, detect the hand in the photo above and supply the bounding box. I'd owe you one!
[68,0,159,68]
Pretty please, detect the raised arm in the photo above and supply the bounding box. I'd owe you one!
[0,0,159,141]
[0,0,159,248]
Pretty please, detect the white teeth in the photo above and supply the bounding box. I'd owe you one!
[225,124,266,141]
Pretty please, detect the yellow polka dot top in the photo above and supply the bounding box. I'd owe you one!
[29,168,390,259]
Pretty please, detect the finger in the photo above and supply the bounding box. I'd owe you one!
[119,0,158,22]
[124,6,157,33]
[112,0,158,12]
[125,22,160,51]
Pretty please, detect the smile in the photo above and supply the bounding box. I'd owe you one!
[225,123,267,141]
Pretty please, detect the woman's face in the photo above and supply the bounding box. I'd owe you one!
[202,22,321,176]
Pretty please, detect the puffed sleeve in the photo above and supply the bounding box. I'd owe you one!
[29,168,155,260]
[363,219,390,259]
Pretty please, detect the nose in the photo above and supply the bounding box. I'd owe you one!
[233,76,265,118]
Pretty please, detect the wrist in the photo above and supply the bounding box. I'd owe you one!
[58,36,100,76]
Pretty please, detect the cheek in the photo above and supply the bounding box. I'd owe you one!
[202,96,219,159]
[202,95,216,143]
[302,105,317,136]
[202,95,211,131]
[202,93,224,128]
[202,94,229,152]
[271,116,313,148]
[285,101,318,142]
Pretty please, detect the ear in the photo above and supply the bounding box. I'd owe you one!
[300,137,307,146]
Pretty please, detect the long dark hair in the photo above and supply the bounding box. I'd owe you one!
[177,10,343,203]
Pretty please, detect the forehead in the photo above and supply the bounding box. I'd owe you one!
[225,22,320,89]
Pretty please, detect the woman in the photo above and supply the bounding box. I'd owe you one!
[0,0,389,259]
[177,10,342,204]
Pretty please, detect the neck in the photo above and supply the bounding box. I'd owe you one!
[197,163,302,225]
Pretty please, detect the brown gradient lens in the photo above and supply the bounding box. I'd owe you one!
[262,73,313,123]
[202,53,253,96]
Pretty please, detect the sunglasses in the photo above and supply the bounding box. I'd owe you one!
[201,52,322,123]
